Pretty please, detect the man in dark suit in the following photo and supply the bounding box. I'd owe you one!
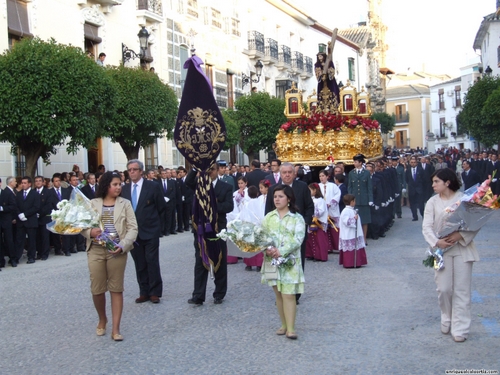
[177,167,194,231]
[51,174,64,256]
[0,177,18,268]
[265,162,314,303]
[34,176,57,260]
[157,168,177,236]
[246,159,268,189]
[461,160,482,190]
[185,162,234,305]
[171,169,184,233]
[265,159,282,186]
[217,160,235,191]
[16,176,41,264]
[420,156,434,203]
[80,173,97,200]
[122,159,166,304]
[405,156,425,221]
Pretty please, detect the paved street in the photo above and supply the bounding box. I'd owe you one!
[1,205,499,375]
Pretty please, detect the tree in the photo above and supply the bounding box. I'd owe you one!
[105,65,178,160]
[220,108,241,150]
[458,75,500,149]
[371,112,396,134]
[0,38,114,178]
[232,92,287,161]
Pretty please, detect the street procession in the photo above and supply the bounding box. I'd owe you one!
[1,0,500,374]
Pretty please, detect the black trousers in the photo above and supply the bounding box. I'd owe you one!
[130,237,163,298]
[182,200,192,230]
[176,204,183,230]
[192,236,227,302]
[164,201,175,235]
[0,221,15,264]
[36,224,51,259]
[409,193,424,219]
[51,232,62,253]
[16,224,37,261]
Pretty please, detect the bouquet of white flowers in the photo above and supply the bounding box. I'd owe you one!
[217,219,274,258]
[47,188,101,235]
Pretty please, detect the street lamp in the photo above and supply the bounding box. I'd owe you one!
[122,26,151,64]
[242,60,263,89]
[485,65,493,75]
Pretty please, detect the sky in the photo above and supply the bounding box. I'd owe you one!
[293,0,495,77]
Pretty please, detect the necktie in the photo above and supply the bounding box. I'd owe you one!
[275,174,279,183]
[92,185,95,193]
[23,191,27,200]
[163,180,167,193]
[38,189,41,194]
[56,189,61,200]
[413,168,416,181]
[132,184,138,211]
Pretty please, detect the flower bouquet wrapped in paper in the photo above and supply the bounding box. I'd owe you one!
[47,188,100,235]
[217,219,274,258]
[423,174,500,270]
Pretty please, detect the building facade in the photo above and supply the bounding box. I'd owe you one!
[0,0,385,179]
[473,3,500,77]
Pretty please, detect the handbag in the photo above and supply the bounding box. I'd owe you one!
[263,259,278,280]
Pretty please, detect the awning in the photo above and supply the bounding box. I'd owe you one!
[7,0,33,38]
[84,23,102,44]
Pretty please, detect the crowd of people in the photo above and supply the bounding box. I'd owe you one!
[1,146,496,342]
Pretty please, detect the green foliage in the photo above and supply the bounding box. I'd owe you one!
[0,37,114,177]
[459,76,500,148]
[371,112,396,134]
[232,92,287,158]
[221,108,240,150]
[104,65,178,159]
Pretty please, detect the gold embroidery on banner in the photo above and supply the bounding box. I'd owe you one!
[176,107,226,165]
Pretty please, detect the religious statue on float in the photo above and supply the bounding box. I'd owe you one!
[314,29,340,115]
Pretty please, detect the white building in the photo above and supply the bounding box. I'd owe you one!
[0,0,383,180]
[429,63,483,151]
[473,5,500,77]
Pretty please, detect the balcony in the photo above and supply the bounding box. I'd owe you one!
[216,87,227,108]
[262,38,278,65]
[276,45,291,71]
[245,31,265,59]
[137,0,163,24]
[301,56,313,78]
[291,51,304,74]
[395,113,409,123]
[186,0,199,18]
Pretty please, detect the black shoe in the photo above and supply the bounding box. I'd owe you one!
[70,250,77,253]
[36,255,42,260]
[213,298,224,305]
[170,232,177,235]
[184,227,190,231]
[65,252,71,256]
[187,298,203,306]
[379,233,386,238]
[10,260,18,267]
[41,257,48,261]
[176,229,184,233]
[27,259,35,264]
[397,215,402,219]
[77,248,85,252]
[55,251,64,256]
[256,266,261,272]
[412,218,418,221]
[245,266,252,271]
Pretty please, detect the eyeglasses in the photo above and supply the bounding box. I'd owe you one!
[127,168,140,172]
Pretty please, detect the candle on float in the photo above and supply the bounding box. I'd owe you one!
[359,102,366,113]
[345,97,353,111]
[291,100,298,113]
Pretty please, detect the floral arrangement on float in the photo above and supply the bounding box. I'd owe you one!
[280,112,380,133]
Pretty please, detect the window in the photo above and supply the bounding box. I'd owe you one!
[348,57,355,81]
[275,80,292,100]
[187,0,198,18]
[211,8,222,29]
[394,104,409,123]
[7,0,33,48]
[172,140,185,167]
[84,23,102,61]
[439,118,446,138]
[231,18,240,37]
[144,142,158,171]
[438,92,445,110]
[454,88,461,107]
[180,45,189,93]
[15,149,26,177]
[215,86,227,108]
